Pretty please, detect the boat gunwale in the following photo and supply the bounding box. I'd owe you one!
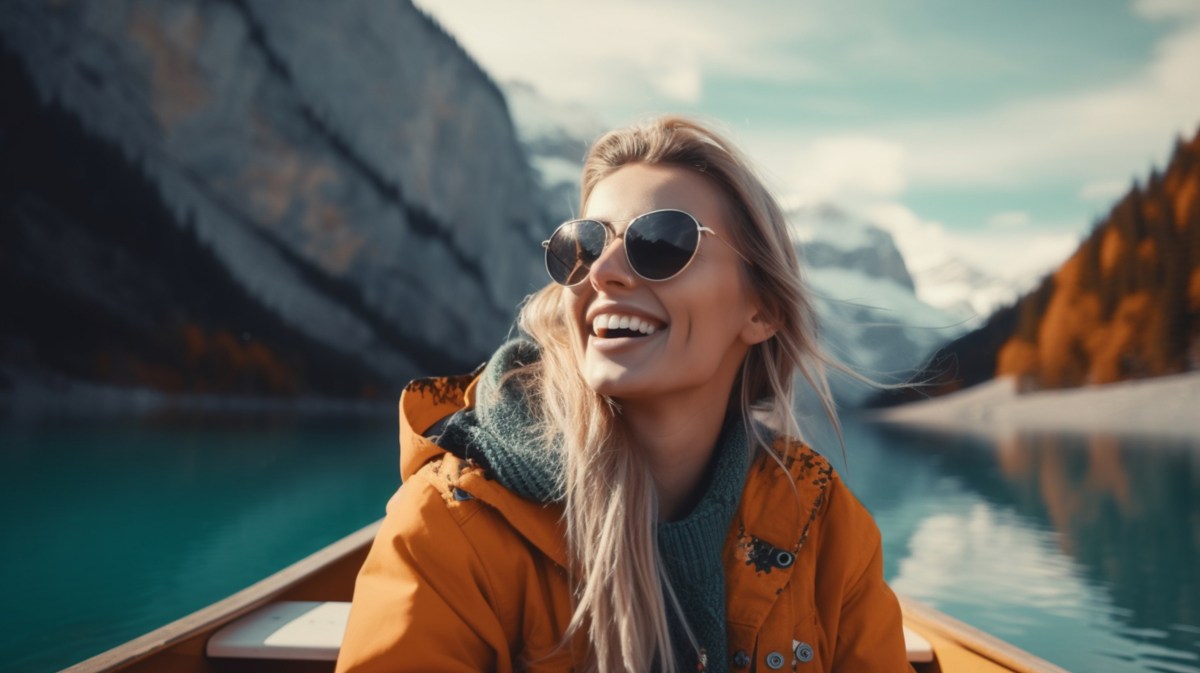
[60,521,382,673]
[900,597,1072,673]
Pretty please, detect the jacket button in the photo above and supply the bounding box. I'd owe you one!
[773,550,795,568]
[732,650,751,668]
[794,641,814,663]
[765,651,785,669]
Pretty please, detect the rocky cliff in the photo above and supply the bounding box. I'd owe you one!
[0,0,547,401]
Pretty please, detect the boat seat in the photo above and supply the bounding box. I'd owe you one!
[208,601,349,661]
[904,625,934,663]
[209,600,936,663]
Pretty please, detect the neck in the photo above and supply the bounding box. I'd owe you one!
[620,385,737,522]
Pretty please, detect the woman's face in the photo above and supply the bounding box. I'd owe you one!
[564,163,771,402]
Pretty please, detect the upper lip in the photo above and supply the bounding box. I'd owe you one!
[585,303,667,329]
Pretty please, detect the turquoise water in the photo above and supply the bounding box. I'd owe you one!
[1,415,1198,672]
[0,414,400,673]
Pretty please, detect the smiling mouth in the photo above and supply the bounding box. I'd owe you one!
[591,314,665,339]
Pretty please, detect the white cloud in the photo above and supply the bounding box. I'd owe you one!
[986,211,1031,229]
[865,202,1076,287]
[888,9,1200,189]
[1078,178,1130,203]
[1134,0,1200,20]
[782,135,907,203]
[412,0,823,111]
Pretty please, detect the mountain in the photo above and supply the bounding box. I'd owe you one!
[873,129,1200,405]
[0,0,547,402]
[789,204,916,291]
[787,206,968,404]
[910,257,1023,328]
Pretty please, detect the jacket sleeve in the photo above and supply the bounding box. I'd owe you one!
[335,473,510,673]
[820,478,914,672]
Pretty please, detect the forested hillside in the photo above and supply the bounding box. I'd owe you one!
[873,129,1200,404]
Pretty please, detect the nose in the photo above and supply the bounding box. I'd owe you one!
[588,234,636,290]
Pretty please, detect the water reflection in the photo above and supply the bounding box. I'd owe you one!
[841,422,1200,673]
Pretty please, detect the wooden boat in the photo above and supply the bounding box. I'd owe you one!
[63,520,1071,673]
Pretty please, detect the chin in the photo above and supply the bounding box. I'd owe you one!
[582,360,651,399]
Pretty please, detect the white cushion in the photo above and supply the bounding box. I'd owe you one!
[207,601,350,661]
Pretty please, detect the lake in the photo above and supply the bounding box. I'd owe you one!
[1,414,1197,672]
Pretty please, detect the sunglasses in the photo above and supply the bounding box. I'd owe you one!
[542,209,749,287]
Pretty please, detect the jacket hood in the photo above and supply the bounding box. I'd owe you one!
[398,369,571,567]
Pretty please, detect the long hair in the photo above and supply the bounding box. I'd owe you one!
[515,115,838,672]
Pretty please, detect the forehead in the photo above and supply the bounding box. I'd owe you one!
[582,163,729,229]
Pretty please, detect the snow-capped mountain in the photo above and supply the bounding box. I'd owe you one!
[786,205,968,404]
[788,204,915,291]
[912,257,1023,326]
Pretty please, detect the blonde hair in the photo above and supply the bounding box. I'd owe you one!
[515,116,838,672]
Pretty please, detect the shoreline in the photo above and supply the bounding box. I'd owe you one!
[0,376,395,420]
[864,371,1200,439]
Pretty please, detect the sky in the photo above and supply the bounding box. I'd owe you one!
[412,0,1200,286]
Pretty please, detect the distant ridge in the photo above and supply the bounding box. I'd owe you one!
[872,127,1200,406]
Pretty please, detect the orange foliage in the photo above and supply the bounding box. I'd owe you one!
[181,323,206,365]
[1089,293,1151,383]
[131,358,184,393]
[1099,227,1124,276]
[1035,256,1103,388]
[174,323,297,395]
[979,130,1199,390]
[996,338,1039,378]
[245,340,294,393]
[1136,238,1157,265]
[1172,171,1196,227]
[1143,196,1162,223]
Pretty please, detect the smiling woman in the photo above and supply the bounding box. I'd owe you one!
[335,116,912,672]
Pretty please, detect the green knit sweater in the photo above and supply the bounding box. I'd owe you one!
[439,338,752,672]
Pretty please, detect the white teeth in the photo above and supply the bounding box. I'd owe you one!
[591,313,663,336]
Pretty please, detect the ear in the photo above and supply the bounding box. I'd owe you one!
[740,308,777,346]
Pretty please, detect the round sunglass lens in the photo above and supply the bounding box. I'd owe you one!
[545,219,607,285]
[625,211,700,280]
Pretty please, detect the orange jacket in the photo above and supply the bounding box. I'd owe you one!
[337,374,913,672]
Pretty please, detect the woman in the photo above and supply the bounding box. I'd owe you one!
[336,116,911,672]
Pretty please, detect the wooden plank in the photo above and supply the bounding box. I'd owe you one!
[899,597,1072,673]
